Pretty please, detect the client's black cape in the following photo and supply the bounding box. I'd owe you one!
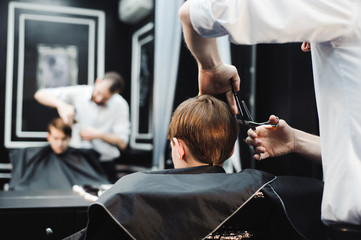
[68,168,327,240]
[9,146,110,191]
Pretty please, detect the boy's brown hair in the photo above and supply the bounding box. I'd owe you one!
[168,95,238,166]
[47,118,72,138]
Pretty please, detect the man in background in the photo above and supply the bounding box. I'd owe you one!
[34,71,130,183]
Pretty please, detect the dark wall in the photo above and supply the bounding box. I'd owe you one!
[254,43,322,179]
[0,1,8,162]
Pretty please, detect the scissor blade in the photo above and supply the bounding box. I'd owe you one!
[241,100,254,122]
[230,79,245,119]
[236,119,253,126]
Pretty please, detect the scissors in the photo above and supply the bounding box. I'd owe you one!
[230,79,278,130]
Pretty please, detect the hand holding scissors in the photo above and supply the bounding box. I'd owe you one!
[230,79,279,130]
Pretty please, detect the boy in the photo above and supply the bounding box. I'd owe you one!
[167,94,238,171]
[46,117,72,154]
[9,118,110,191]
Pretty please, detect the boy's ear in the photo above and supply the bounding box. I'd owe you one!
[173,137,186,160]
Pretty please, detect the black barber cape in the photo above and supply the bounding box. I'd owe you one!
[66,167,327,240]
[9,146,110,191]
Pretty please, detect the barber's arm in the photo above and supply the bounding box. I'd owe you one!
[246,115,322,164]
[79,128,127,150]
[179,1,240,114]
[34,89,76,125]
[80,100,130,151]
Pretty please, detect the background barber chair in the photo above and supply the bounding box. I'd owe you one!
[327,223,361,240]
[0,162,12,190]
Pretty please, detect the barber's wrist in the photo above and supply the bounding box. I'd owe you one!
[291,127,299,154]
[293,128,312,155]
[198,57,222,71]
[56,100,68,109]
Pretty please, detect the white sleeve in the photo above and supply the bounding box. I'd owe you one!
[113,98,131,144]
[38,85,86,104]
[189,0,356,44]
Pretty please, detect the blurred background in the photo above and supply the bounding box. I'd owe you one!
[0,0,322,188]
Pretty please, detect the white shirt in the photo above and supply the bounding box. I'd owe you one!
[190,0,361,224]
[42,85,130,161]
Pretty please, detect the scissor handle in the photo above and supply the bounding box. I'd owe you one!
[236,120,278,128]
[248,120,279,128]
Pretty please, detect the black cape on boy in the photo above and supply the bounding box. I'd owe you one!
[65,166,327,240]
[9,146,110,191]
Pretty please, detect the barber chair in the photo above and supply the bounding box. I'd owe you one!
[327,223,361,240]
[0,163,12,190]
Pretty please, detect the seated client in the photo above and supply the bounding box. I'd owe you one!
[9,118,110,191]
[164,93,238,173]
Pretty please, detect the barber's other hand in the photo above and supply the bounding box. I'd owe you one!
[301,42,311,52]
[245,115,295,160]
[57,102,76,125]
[80,127,101,141]
[198,63,240,115]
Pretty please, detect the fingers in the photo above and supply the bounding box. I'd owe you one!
[254,152,269,161]
[301,42,311,52]
[61,115,73,126]
[228,74,241,114]
[269,115,279,126]
[254,145,266,154]
[230,73,241,92]
[58,104,75,126]
[80,132,91,141]
[301,42,306,51]
[254,153,261,161]
[253,145,269,160]
[226,91,238,115]
[246,128,269,161]
[79,130,86,140]
[246,133,266,156]
[67,116,74,126]
[245,128,258,146]
[247,128,258,140]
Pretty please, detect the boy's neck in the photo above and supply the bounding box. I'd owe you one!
[182,157,210,168]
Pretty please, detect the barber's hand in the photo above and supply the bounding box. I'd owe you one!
[199,63,241,115]
[57,102,76,125]
[245,115,295,160]
[80,127,101,141]
[301,42,311,52]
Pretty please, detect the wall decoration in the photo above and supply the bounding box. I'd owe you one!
[130,22,154,150]
[36,44,78,90]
